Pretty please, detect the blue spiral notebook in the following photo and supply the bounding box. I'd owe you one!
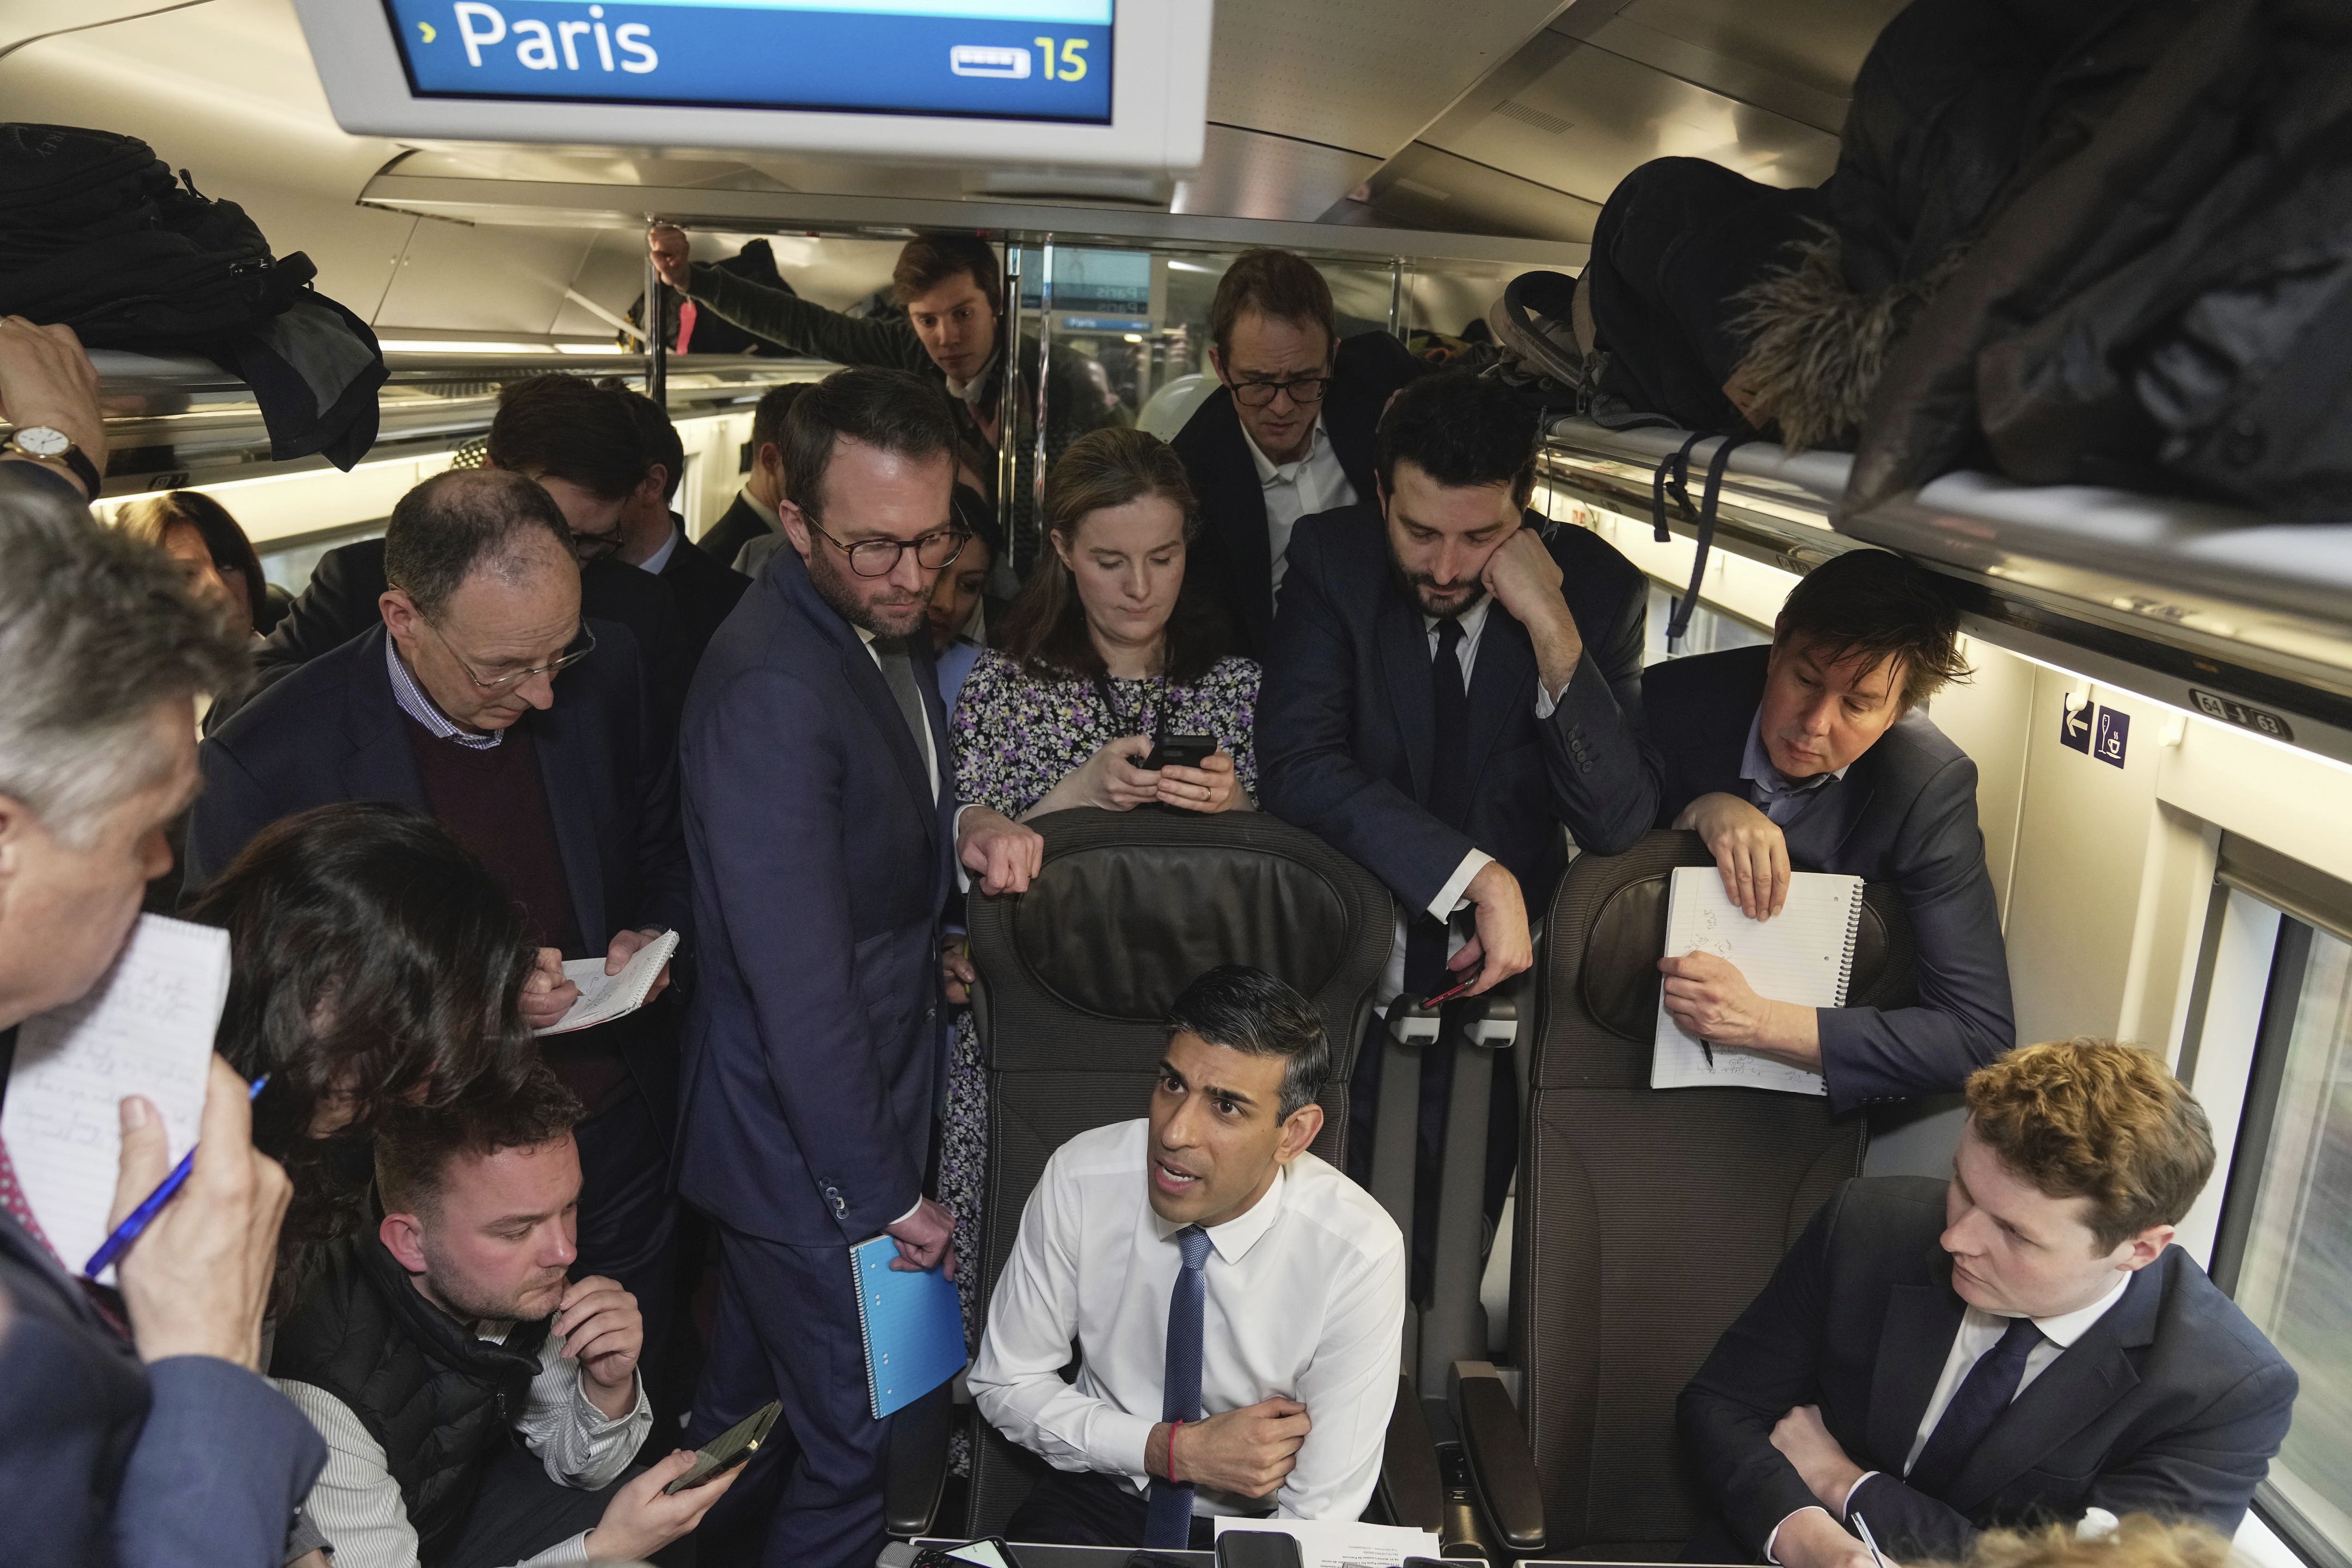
[850,1234,967,1419]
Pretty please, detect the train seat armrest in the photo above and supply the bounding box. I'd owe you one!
[1452,1361,1547,1556]
[884,1381,954,1538]
[1376,1373,1445,1531]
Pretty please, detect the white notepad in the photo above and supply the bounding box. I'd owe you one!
[1,914,231,1281]
[538,929,681,1037]
[1652,866,1864,1097]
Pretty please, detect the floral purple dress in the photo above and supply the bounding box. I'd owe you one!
[940,649,1261,1338]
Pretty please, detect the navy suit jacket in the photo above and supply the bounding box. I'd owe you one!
[1637,645,2014,1110]
[676,544,956,1246]
[183,623,690,1130]
[657,510,751,670]
[1173,331,1425,661]
[697,491,774,575]
[1258,504,1653,922]
[0,1207,326,1568]
[1680,1178,2297,1561]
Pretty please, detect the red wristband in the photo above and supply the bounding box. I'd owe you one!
[1166,1419,1185,1484]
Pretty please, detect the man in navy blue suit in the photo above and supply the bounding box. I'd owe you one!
[186,467,693,1410]
[676,366,1040,1568]
[0,317,323,1567]
[1257,370,1652,1286]
[1552,548,2015,1110]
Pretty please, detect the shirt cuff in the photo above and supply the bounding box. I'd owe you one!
[1100,1409,1162,1483]
[574,1367,650,1434]
[522,1529,596,1567]
[892,1196,925,1228]
[953,802,978,894]
[1427,849,1494,922]
[1765,1505,1839,1566]
[1534,673,1569,720]
[1841,1471,1881,1518]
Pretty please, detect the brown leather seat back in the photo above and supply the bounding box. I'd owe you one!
[1512,831,1910,1558]
[963,807,1394,1535]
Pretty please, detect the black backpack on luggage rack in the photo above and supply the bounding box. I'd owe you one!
[0,124,311,349]
[0,122,388,471]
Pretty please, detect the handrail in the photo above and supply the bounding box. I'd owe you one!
[67,349,832,493]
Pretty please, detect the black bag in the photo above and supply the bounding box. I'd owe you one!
[0,123,311,351]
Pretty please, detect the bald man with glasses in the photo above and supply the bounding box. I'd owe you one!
[187,465,694,1418]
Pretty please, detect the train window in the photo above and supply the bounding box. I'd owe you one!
[2202,842,2352,1568]
[1641,580,1770,666]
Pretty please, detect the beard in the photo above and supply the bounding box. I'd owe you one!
[420,1240,567,1327]
[807,541,928,639]
[1388,553,1487,620]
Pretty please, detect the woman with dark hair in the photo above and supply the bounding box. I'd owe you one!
[927,484,1004,713]
[118,489,272,639]
[936,425,1259,1333]
[182,801,542,1292]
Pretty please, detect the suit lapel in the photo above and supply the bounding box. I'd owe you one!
[1943,1265,2160,1510]
[1378,587,1437,803]
[844,642,939,845]
[1465,607,1535,786]
[1785,764,1877,867]
[1867,1257,1966,1470]
[531,698,611,948]
[1205,408,1275,651]
[342,630,431,812]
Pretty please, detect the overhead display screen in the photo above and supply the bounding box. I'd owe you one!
[383,0,1115,122]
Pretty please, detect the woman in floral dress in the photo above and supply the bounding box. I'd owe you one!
[938,425,1256,1339]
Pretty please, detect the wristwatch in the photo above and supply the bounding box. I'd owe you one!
[6,425,101,497]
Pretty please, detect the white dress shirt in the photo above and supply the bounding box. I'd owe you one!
[969,1119,1406,1523]
[1242,417,1355,595]
[638,520,682,576]
[1767,1272,2135,1560]
[276,1328,652,1568]
[1373,596,1570,1007]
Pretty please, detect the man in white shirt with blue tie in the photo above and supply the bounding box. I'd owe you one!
[970,966,1407,1549]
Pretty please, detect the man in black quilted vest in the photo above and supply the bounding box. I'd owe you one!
[270,1069,737,1568]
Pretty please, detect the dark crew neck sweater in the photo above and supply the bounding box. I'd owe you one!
[401,715,631,1115]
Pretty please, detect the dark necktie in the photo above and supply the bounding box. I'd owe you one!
[1404,617,1472,996]
[1907,1314,2043,1496]
[1144,1224,1215,1548]
[874,638,934,801]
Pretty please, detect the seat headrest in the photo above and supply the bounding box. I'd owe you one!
[1012,839,1353,1021]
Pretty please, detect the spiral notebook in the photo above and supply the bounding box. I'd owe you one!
[850,1233,967,1419]
[1651,866,1864,1096]
[538,929,679,1037]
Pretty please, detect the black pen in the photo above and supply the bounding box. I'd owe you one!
[1701,1038,1716,1068]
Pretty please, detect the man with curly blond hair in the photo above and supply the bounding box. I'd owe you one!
[1680,1039,2296,1567]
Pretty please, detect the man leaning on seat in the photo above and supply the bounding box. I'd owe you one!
[970,966,1406,1551]
[1679,1039,2296,1567]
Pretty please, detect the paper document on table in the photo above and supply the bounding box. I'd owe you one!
[1211,1517,1442,1567]
[538,930,680,1036]
[1652,865,1863,1096]
[1,914,230,1282]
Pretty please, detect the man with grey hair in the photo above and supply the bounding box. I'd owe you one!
[0,314,328,1566]
[970,965,1405,1550]
[187,464,692,1413]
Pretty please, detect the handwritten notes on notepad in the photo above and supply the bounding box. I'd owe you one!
[1652,866,1864,1096]
[2,915,231,1279]
[1211,1517,1442,1567]
[538,930,680,1037]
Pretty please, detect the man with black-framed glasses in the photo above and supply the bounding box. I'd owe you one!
[1172,248,1425,661]
[186,467,695,1426]
[676,365,1041,1568]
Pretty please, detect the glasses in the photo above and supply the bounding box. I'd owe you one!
[423,618,597,691]
[1230,375,1332,409]
[811,523,969,578]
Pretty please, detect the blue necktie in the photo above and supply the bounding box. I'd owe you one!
[1907,1314,2043,1496]
[1144,1224,1215,1548]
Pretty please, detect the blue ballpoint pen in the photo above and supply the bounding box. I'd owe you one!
[83,1073,269,1277]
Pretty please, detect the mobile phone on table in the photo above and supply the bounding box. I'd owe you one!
[911,1539,1020,1568]
[1143,733,1217,771]
[661,1399,782,1493]
[1216,1530,1304,1568]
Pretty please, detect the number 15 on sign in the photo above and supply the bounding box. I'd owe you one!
[1034,36,1088,78]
